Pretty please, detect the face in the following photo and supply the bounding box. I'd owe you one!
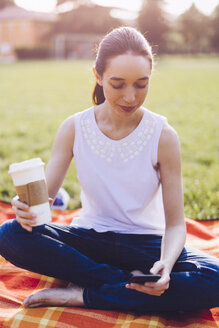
[94,53,152,115]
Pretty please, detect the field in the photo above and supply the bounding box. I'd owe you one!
[0,56,218,219]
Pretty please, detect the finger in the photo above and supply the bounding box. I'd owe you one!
[12,198,29,211]
[126,283,157,293]
[13,207,36,219]
[150,262,164,275]
[140,286,166,296]
[22,225,32,232]
[145,275,170,287]
[144,284,169,293]
[155,270,170,284]
[143,283,167,292]
[127,282,167,292]
[20,222,32,232]
[126,283,164,296]
[157,276,170,285]
[144,279,170,292]
[16,216,36,226]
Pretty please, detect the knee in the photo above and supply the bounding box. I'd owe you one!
[0,219,21,252]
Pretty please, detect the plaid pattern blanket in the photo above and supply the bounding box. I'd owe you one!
[0,201,218,328]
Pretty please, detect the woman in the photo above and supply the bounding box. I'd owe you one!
[0,27,218,312]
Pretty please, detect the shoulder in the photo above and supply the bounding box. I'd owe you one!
[160,122,179,146]
[52,114,77,154]
[60,114,76,129]
[142,107,167,131]
[57,107,92,139]
[158,122,181,164]
[58,114,76,140]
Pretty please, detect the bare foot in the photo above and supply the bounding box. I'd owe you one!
[23,285,84,308]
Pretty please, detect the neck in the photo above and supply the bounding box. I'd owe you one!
[95,102,144,130]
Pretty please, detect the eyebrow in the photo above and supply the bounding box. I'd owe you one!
[110,76,149,81]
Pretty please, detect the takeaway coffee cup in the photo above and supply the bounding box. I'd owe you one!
[8,158,51,226]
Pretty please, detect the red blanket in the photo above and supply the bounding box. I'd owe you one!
[0,201,218,328]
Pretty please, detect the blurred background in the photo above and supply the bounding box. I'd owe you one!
[0,0,219,219]
[0,0,219,60]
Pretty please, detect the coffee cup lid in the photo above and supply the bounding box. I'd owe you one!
[8,158,45,174]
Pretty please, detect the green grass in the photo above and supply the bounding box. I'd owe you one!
[0,56,219,219]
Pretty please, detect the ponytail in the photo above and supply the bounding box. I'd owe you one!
[92,82,105,105]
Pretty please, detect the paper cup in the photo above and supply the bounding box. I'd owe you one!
[8,158,51,226]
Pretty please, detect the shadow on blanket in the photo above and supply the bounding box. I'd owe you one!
[0,201,218,328]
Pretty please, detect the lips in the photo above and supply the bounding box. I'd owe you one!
[119,105,136,112]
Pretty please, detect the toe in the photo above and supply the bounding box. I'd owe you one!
[23,295,32,307]
[23,290,46,308]
[28,302,44,308]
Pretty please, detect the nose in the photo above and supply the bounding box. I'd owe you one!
[123,87,136,104]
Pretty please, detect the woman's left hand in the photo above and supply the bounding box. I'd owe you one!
[126,261,170,296]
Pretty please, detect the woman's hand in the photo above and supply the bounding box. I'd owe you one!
[11,195,36,232]
[126,261,170,296]
[11,196,53,232]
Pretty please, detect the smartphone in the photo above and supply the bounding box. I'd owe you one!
[129,274,161,284]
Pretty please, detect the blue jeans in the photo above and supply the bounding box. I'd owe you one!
[0,219,219,312]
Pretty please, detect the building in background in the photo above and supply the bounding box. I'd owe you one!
[0,6,57,61]
[54,33,103,59]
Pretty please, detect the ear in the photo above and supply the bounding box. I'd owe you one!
[93,66,103,86]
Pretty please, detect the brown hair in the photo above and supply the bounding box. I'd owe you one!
[92,26,153,105]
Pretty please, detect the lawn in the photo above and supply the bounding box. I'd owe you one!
[0,56,218,219]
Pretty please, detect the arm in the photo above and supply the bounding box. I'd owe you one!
[157,123,186,272]
[127,123,186,296]
[45,115,75,199]
[12,115,76,231]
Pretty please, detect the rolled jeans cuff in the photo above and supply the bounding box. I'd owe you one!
[83,288,92,308]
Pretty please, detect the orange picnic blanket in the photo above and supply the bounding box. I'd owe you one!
[0,200,218,328]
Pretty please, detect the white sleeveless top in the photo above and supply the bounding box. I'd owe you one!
[71,106,167,235]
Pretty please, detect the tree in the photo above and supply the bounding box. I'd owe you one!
[210,5,219,52]
[137,0,169,53]
[177,4,211,53]
[53,4,122,35]
[0,0,14,9]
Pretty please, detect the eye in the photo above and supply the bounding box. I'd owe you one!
[135,84,147,89]
[110,82,147,89]
[111,84,124,89]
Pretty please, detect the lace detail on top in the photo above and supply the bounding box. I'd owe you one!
[80,108,157,163]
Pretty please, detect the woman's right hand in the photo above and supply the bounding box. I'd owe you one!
[11,195,37,232]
